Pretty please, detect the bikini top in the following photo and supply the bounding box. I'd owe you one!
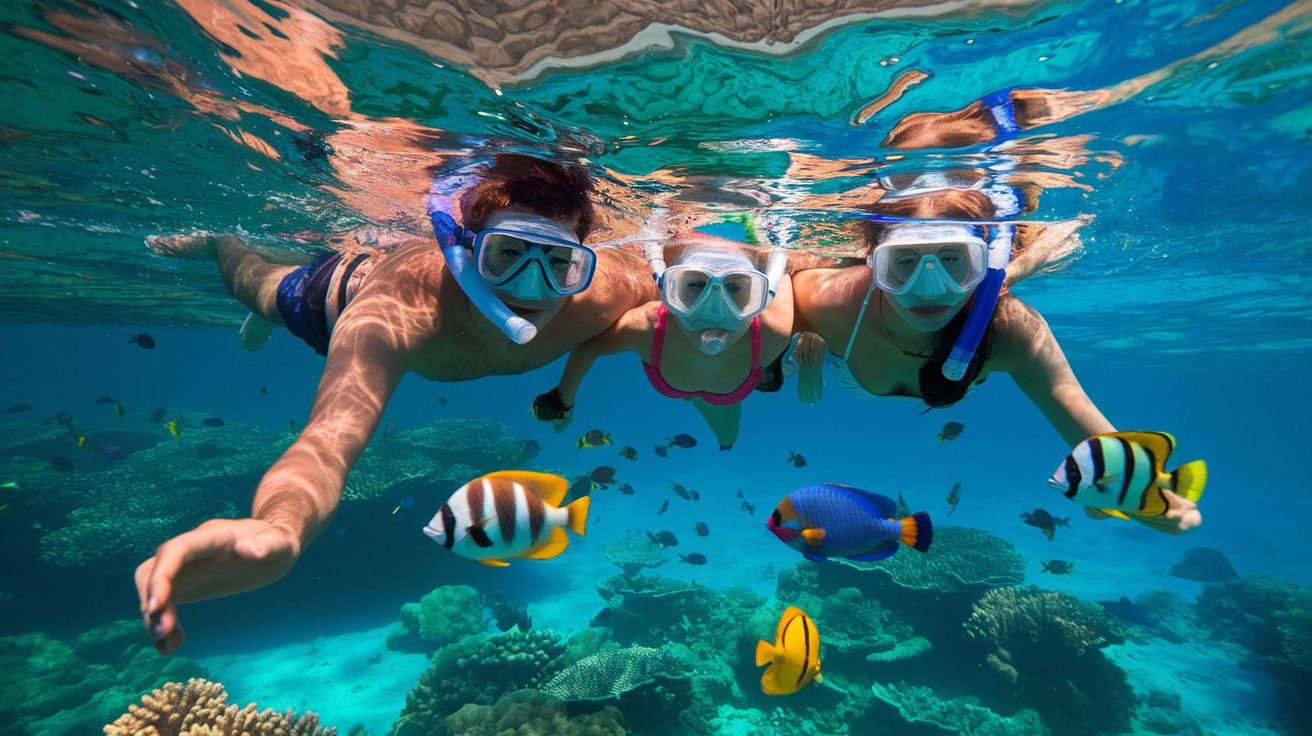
[643,305,764,406]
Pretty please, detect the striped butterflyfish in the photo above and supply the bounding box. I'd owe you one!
[1049,431,1207,519]
[755,606,823,696]
[422,470,590,567]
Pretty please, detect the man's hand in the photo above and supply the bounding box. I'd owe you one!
[1084,489,1201,534]
[531,388,574,434]
[135,518,302,655]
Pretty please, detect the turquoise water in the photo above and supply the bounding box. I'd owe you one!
[1,1,1310,734]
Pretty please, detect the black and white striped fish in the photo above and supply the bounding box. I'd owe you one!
[1049,431,1206,519]
[423,471,590,567]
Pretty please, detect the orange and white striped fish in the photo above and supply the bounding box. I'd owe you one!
[423,471,590,567]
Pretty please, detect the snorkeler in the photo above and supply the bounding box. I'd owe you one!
[788,190,1201,535]
[133,154,655,655]
[531,224,793,450]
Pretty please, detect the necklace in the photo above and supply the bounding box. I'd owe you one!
[878,294,934,359]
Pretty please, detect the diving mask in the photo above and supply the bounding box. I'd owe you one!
[870,224,989,298]
[473,213,596,300]
[660,251,770,325]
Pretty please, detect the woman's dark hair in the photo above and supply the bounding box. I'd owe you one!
[859,189,999,408]
[458,154,596,241]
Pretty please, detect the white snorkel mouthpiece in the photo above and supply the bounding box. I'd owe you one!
[699,329,730,355]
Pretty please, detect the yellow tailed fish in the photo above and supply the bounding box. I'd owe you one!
[755,606,822,696]
[1050,431,1206,519]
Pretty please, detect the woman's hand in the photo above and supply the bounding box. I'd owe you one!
[795,332,827,406]
[135,518,302,655]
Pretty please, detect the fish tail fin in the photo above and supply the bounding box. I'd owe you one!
[755,640,775,667]
[576,437,584,449]
[900,512,933,553]
[937,434,944,445]
[1173,461,1207,503]
[1041,561,1051,573]
[565,496,591,536]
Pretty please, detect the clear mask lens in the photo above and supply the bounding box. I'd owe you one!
[476,232,595,295]
[873,241,986,296]
[662,267,769,320]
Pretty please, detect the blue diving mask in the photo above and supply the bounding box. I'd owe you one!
[473,213,596,300]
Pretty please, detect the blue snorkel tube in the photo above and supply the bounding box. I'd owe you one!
[941,224,1013,381]
[427,179,538,345]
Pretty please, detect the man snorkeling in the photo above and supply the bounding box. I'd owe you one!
[134,153,654,655]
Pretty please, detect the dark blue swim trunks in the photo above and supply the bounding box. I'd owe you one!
[276,251,342,356]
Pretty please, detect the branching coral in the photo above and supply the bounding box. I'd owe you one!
[539,644,696,701]
[103,678,334,735]
[602,536,668,577]
[964,586,1132,735]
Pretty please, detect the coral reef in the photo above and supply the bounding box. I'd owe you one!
[593,574,763,661]
[347,419,540,501]
[602,536,669,577]
[834,526,1026,593]
[540,644,696,701]
[1133,690,1204,736]
[963,586,1133,735]
[868,681,1048,735]
[391,629,569,733]
[434,689,627,736]
[103,678,334,735]
[0,623,207,736]
[385,585,488,654]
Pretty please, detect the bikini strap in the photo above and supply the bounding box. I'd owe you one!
[749,315,762,366]
[651,304,669,367]
[844,279,877,362]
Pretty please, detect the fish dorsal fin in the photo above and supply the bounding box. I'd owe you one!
[1099,431,1175,468]
[818,484,898,517]
[483,470,567,507]
[801,529,827,546]
[519,526,570,559]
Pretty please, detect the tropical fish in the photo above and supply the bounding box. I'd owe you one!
[128,333,156,349]
[1041,559,1074,575]
[438,397,449,407]
[741,501,756,515]
[94,396,118,405]
[736,489,745,499]
[689,490,701,501]
[383,420,398,438]
[945,482,961,517]
[1098,597,1159,629]
[895,492,911,518]
[166,419,182,439]
[671,483,692,500]
[149,408,167,423]
[391,496,416,516]
[577,429,612,450]
[755,606,822,696]
[647,530,679,548]
[938,421,965,444]
[1049,431,1207,520]
[259,385,268,395]
[667,434,697,448]
[422,470,589,568]
[590,466,617,490]
[76,435,86,448]
[693,521,709,537]
[46,457,74,472]
[619,446,639,461]
[201,417,225,427]
[679,553,707,565]
[567,475,593,501]
[485,592,532,633]
[1168,547,1239,582]
[654,445,668,458]
[2,404,32,414]
[767,484,932,563]
[618,483,636,496]
[114,402,126,418]
[1019,508,1069,541]
[657,500,670,516]
[786,451,807,468]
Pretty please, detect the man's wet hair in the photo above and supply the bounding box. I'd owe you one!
[459,154,597,241]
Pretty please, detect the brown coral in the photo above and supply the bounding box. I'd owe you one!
[103,678,335,736]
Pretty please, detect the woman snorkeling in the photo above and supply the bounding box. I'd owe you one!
[789,190,1201,534]
[533,227,793,450]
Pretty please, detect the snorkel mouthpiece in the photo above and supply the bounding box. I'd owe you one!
[699,329,730,355]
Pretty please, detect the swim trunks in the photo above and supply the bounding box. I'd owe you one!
[276,252,375,356]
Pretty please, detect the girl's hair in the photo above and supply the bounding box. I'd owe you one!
[859,189,998,408]
[458,154,597,241]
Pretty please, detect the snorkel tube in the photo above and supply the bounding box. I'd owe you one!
[427,179,537,345]
[941,224,1013,381]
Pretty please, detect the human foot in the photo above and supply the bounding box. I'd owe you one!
[145,232,217,259]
